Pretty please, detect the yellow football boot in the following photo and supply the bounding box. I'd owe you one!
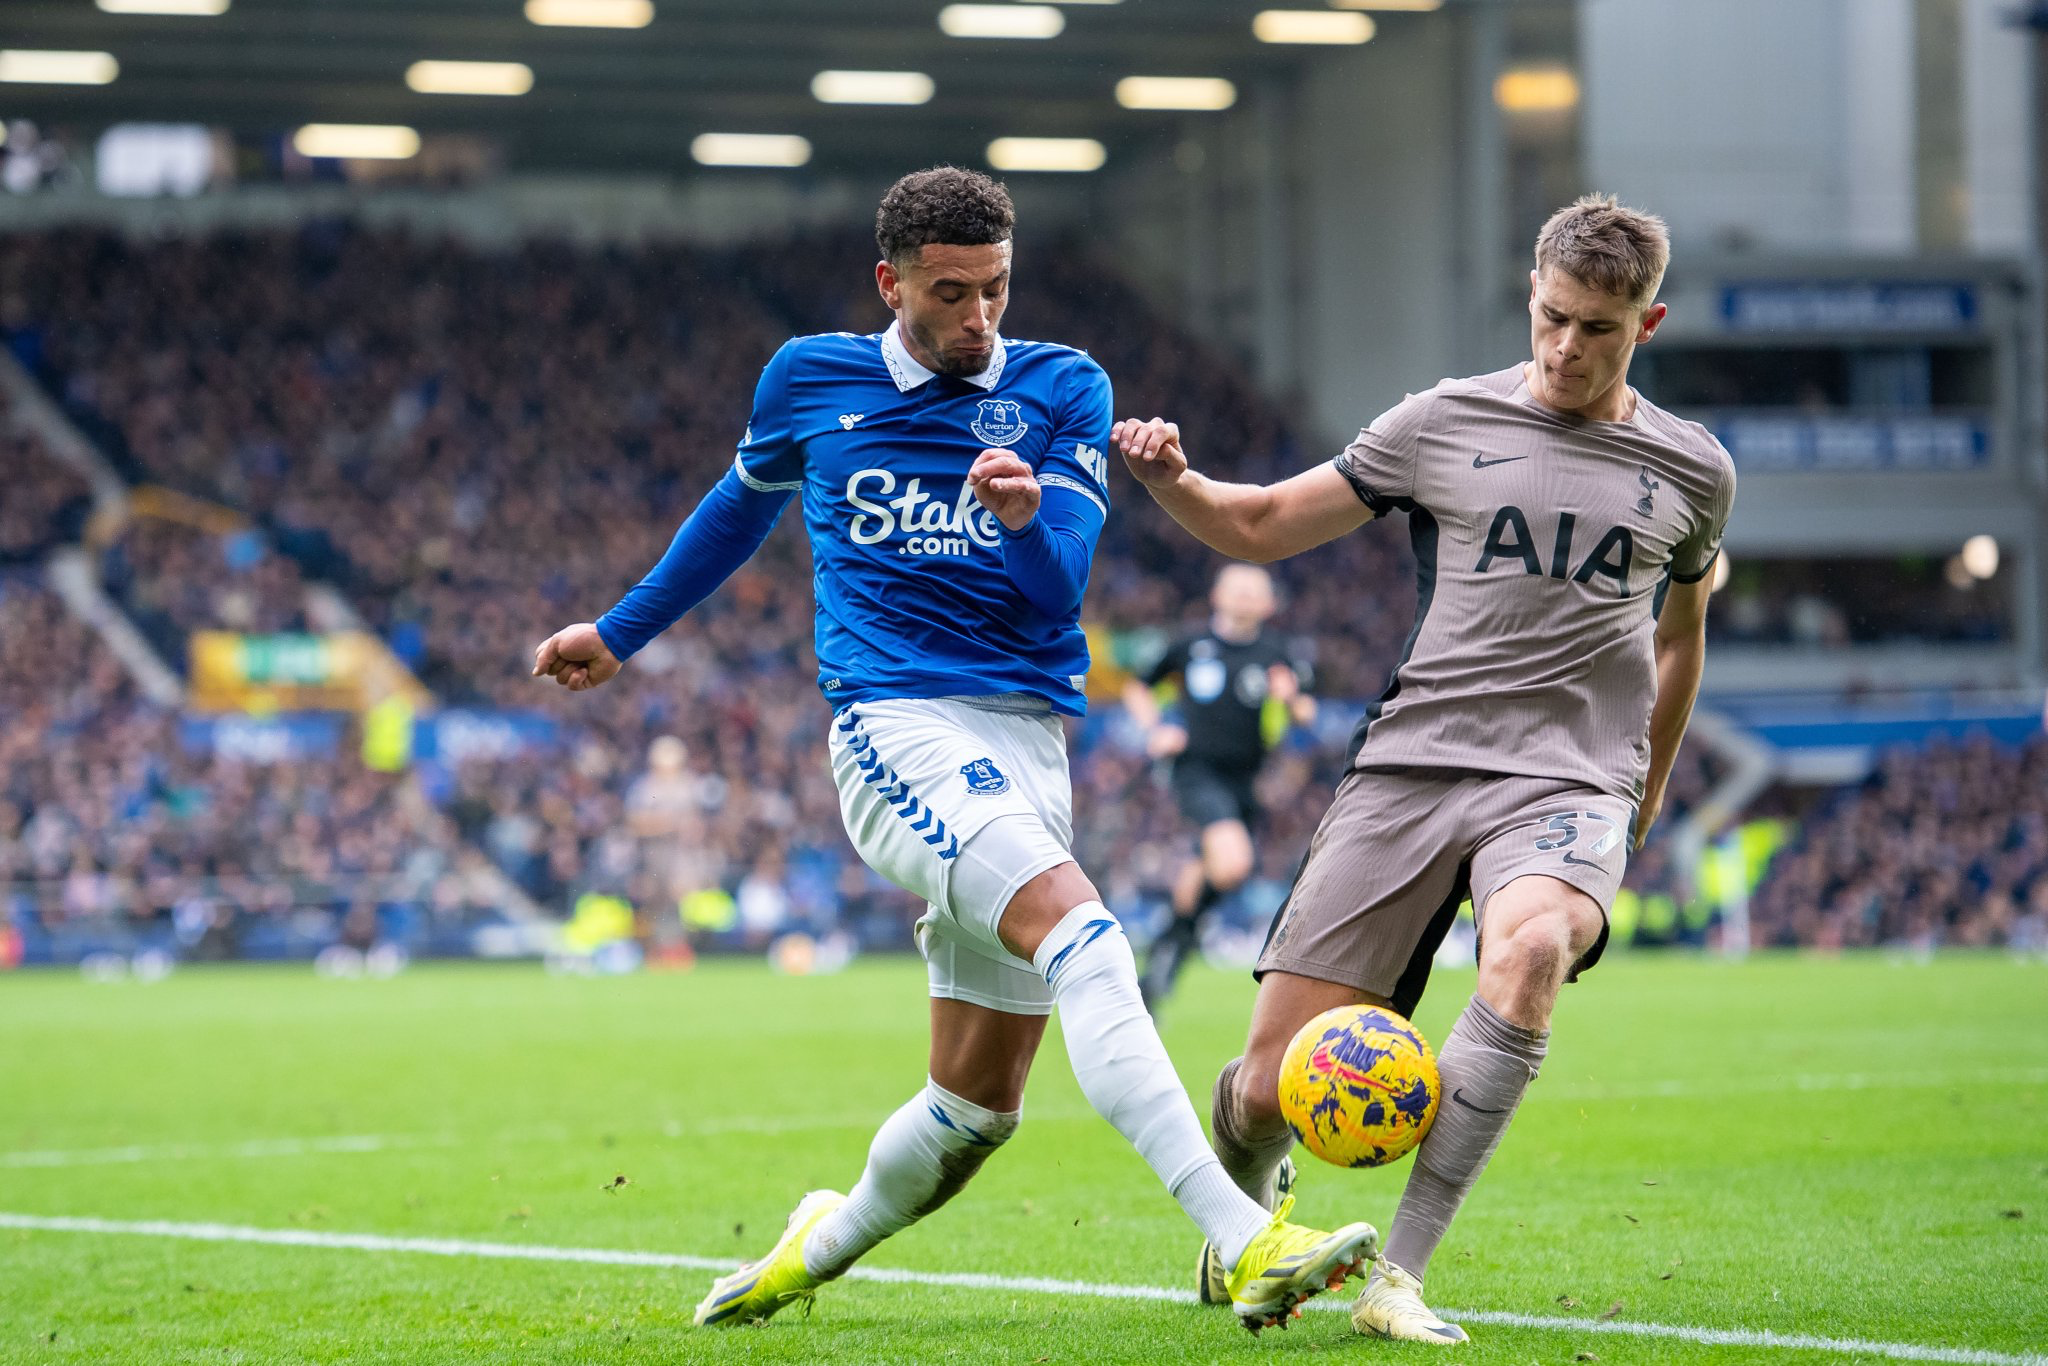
[1225,1193,1379,1333]
[1198,1155,1296,1304]
[692,1189,845,1328]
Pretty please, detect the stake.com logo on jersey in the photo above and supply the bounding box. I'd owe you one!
[842,468,1004,559]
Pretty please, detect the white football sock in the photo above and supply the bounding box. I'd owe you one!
[802,1077,1019,1279]
[1033,903,1271,1268]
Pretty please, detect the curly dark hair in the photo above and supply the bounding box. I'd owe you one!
[875,166,1015,266]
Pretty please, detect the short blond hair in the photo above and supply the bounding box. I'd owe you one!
[1534,193,1670,308]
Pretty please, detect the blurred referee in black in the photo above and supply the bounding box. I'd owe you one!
[1123,564,1316,1011]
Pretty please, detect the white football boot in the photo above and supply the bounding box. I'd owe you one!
[1351,1259,1469,1344]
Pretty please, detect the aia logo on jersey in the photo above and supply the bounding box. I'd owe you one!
[960,757,1011,795]
[1475,505,1634,597]
[969,399,1029,448]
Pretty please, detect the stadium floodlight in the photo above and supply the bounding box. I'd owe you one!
[987,137,1105,172]
[691,133,812,167]
[1961,535,2000,580]
[1495,65,1580,113]
[1252,11,1375,43]
[0,50,120,85]
[1115,76,1237,112]
[1329,0,1442,10]
[293,123,421,160]
[524,0,653,28]
[938,5,1065,39]
[406,61,534,97]
[811,70,935,106]
[96,0,231,14]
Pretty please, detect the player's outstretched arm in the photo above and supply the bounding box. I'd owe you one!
[532,462,795,694]
[1113,418,1372,563]
[1637,568,1713,847]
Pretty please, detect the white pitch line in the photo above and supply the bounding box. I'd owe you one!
[1412,1307,2048,1366]
[0,1212,2039,1366]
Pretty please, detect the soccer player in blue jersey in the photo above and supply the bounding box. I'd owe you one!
[531,168,1379,1334]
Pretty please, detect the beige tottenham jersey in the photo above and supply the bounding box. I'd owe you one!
[1334,365,1736,805]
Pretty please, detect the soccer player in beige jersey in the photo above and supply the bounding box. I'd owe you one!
[1112,195,1735,1345]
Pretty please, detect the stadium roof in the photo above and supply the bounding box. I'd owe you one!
[2,0,1458,176]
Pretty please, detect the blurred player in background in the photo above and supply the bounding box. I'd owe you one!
[1122,564,1315,1011]
[1115,195,1735,1344]
[533,166,1379,1336]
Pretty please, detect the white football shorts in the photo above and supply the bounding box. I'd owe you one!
[829,695,1074,1015]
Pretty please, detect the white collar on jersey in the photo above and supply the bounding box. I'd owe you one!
[881,320,1007,393]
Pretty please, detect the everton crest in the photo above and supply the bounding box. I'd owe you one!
[960,757,1012,795]
[968,399,1029,448]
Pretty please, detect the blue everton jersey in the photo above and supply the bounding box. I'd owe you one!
[735,324,1113,716]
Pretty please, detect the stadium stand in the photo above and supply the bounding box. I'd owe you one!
[1752,733,2048,951]
[0,425,90,565]
[100,513,314,654]
[0,564,508,963]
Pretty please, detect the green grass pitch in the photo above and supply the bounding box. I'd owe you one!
[2,951,2043,1364]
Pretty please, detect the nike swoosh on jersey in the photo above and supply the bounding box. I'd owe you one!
[1450,1087,1510,1115]
[1560,850,1605,868]
[1472,455,1530,469]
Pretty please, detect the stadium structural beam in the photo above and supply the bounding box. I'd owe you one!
[0,348,127,506]
[43,547,185,709]
[1455,0,1508,371]
[0,349,184,705]
[2034,2,2048,690]
[1663,709,1774,962]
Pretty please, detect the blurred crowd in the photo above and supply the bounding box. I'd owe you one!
[0,220,2036,963]
[101,516,313,660]
[0,425,90,565]
[1752,734,2048,952]
[0,568,506,962]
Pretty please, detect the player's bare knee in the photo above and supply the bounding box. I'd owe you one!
[1483,900,1594,992]
[993,858,1100,962]
[1485,927,1568,992]
[1522,894,1604,960]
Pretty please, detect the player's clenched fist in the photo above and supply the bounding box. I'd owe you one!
[1112,417,1187,489]
[532,622,623,692]
[967,447,1039,531]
